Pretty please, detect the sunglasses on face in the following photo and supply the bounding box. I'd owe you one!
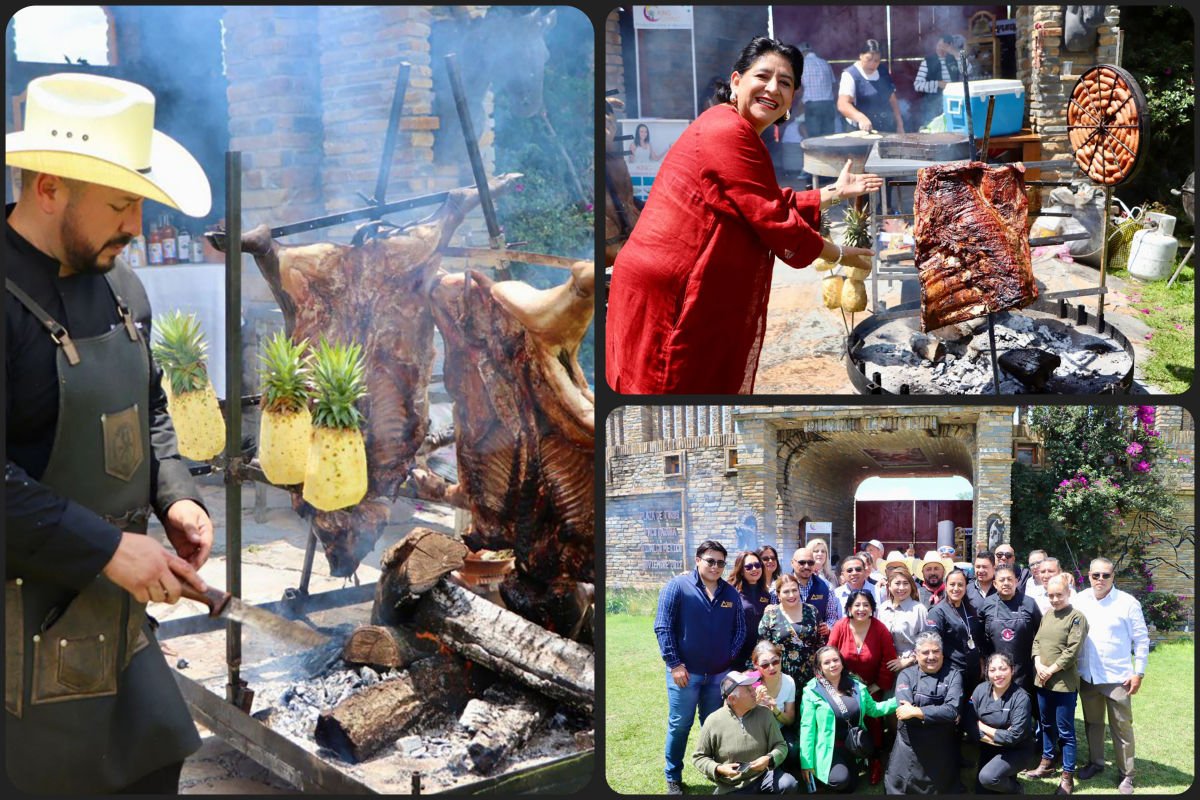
[744,563,762,571]
[700,557,726,568]
[757,658,781,668]
[996,552,1014,559]
[1090,572,1113,579]
[761,556,778,563]
[794,559,815,566]
[844,566,864,573]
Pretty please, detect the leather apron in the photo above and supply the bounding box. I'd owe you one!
[4,274,200,794]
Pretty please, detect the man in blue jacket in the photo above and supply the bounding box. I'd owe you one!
[655,539,747,794]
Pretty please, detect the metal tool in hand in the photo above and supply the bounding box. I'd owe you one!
[180,584,330,649]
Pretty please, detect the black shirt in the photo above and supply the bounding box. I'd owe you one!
[966,681,1036,747]
[5,205,198,590]
[926,599,985,684]
[977,592,1043,690]
[966,580,997,615]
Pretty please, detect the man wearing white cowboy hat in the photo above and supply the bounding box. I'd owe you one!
[916,550,955,608]
[6,72,214,794]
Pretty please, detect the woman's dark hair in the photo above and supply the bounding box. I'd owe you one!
[813,645,856,694]
[945,568,969,586]
[861,38,883,56]
[843,587,877,616]
[731,550,767,593]
[757,545,781,580]
[711,36,803,126]
[635,123,650,145]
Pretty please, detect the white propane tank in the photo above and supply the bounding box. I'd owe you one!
[1127,226,1179,281]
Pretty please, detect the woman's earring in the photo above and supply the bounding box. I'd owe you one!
[784,110,792,122]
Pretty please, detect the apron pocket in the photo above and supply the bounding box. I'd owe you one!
[30,580,122,705]
[5,580,23,717]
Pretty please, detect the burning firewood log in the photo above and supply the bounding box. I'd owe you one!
[221,175,522,576]
[426,262,595,642]
[458,683,553,774]
[313,653,472,763]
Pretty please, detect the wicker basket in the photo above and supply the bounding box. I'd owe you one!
[1107,210,1145,272]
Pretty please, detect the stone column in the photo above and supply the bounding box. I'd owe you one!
[736,418,779,549]
[974,413,1014,540]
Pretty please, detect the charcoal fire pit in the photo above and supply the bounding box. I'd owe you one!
[845,297,1137,394]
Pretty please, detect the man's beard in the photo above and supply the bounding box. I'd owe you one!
[925,575,942,588]
[60,204,131,274]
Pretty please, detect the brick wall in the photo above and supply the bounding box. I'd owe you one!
[605,10,624,105]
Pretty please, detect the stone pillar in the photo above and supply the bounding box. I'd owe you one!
[736,418,779,548]
[605,10,625,103]
[974,414,1014,540]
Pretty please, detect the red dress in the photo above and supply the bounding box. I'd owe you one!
[827,616,898,750]
[605,104,825,394]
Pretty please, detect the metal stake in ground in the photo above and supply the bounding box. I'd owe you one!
[445,52,510,280]
[986,310,1002,395]
[959,51,977,160]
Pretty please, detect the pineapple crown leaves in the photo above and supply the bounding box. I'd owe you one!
[841,206,873,249]
[151,310,211,395]
[259,331,312,413]
[309,337,368,430]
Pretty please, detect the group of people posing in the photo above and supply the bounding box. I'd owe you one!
[654,539,1150,795]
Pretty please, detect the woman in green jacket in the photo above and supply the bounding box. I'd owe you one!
[799,645,898,792]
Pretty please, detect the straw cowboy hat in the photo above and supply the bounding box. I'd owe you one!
[882,550,915,573]
[917,550,955,577]
[6,73,211,217]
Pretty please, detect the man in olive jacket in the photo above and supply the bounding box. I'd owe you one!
[6,72,213,794]
[693,671,796,794]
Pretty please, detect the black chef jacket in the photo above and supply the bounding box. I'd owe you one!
[978,592,1043,690]
[5,204,200,590]
[966,580,998,615]
[926,599,985,686]
[965,680,1037,746]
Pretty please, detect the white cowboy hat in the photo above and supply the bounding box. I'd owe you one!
[918,550,955,576]
[882,550,914,572]
[6,73,211,217]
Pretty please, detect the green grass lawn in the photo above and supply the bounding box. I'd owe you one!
[1109,262,1195,394]
[606,612,1194,795]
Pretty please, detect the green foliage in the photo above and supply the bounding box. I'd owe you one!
[493,6,595,384]
[1109,266,1194,394]
[1141,590,1187,630]
[151,310,210,395]
[309,338,367,430]
[605,587,662,616]
[258,331,311,413]
[1010,407,1179,573]
[1117,6,1195,240]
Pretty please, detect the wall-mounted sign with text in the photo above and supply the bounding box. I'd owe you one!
[608,491,688,579]
[633,5,693,30]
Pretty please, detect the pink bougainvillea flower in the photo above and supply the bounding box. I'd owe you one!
[1135,460,1152,473]
[1126,442,1144,456]
[1141,308,1152,314]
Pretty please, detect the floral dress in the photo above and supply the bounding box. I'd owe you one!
[758,602,823,688]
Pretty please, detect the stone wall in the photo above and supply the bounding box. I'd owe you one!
[1016,5,1121,164]
[605,10,624,106]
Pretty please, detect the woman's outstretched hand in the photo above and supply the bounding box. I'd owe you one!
[834,158,884,199]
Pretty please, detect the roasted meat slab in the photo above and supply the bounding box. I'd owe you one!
[913,161,1036,331]
[428,263,595,640]
[225,176,519,575]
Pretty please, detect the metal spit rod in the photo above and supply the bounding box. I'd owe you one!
[223,151,248,710]
[371,62,412,210]
[445,52,509,278]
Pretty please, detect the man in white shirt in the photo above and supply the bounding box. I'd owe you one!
[1028,556,1072,612]
[1072,557,1149,795]
[832,554,875,613]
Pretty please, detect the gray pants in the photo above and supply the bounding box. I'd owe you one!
[1080,680,1136,778]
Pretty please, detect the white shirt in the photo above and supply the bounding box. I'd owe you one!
[762,673,796,708]
[838,67,880,101]
[1073,587,1150,684]
[877,597,928,655]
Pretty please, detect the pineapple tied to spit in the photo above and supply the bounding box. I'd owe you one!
[837,205,873,311]
[302,338,369,512]
[152,310,226,461]
[257,331,312,486]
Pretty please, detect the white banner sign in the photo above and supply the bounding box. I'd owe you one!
[633,5,693,30]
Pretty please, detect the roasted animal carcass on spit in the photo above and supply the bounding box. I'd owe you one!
[223,174,521,576]
[913,161,1036,331]
[425,262,596,642]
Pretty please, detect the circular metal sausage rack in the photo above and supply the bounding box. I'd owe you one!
[1067,64,1147,186]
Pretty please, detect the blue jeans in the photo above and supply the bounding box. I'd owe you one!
[664,668,727,782]
[1037,688,1079,772]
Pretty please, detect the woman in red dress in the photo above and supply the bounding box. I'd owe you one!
[606,36,882,394]
[826,588,898,784]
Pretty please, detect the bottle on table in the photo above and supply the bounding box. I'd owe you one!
[161,214,178,264]
[176,222,192,266]
[147,218,164,266]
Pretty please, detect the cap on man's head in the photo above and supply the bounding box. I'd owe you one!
[866,539,884,552]
[720,670,760,699]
